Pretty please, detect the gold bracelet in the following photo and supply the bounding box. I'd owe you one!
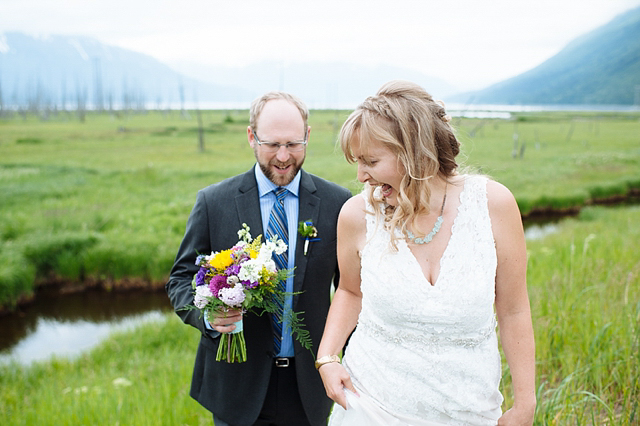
[315,355,341,370]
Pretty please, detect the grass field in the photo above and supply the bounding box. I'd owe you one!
[1,109,638,310]
[0,204,637,424]
[0,109,638,424]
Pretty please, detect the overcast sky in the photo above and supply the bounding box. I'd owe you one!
[2,0,639,90]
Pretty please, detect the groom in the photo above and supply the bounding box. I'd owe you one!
[166,91,351,426]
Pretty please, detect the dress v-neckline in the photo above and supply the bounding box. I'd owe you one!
[401,177,468,287]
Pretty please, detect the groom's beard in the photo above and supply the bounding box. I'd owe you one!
[257,157,304,187]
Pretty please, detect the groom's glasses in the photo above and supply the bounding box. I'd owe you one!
[252,129,307,153]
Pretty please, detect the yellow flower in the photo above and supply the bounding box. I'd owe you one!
[260,267,277,291]
[249,249,259,259]
[210,249,233,270]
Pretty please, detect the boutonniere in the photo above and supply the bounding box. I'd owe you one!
[298,220,320,256]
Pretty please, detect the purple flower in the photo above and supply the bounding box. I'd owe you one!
[226,264,241,276]
[195,254,207,265]
[232,251,249,263]
[209,275,229,297]
[242,279,257,289]
[195,267,207,286]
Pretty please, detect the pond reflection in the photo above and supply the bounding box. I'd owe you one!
[524,223,559,240]
[0,287,173,365]
[0,311,168,365]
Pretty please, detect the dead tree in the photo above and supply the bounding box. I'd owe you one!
[196,108,205,152]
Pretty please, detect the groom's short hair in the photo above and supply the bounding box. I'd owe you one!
[249,91,309,134]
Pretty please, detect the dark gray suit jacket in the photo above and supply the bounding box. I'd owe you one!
[166,167,351,426]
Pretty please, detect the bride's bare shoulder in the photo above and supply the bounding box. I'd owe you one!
[338,194,367,226]
[485,179,519,213]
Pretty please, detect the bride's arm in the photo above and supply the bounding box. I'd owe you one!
[317,196,366,409]
[488,180,536,425]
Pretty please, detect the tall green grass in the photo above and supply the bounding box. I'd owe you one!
[1,110,639,310]
[505,206,639,424]
[0,205,637,424]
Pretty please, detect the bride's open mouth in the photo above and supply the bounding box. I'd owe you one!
[380,184,393,198]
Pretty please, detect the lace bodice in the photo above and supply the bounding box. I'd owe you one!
[331,176,503,426]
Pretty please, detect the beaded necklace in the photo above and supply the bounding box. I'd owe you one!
[406,183,447,245]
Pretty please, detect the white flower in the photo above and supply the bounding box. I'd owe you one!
[265,236,287,255]
[194,285,213,309]
[75,386,89,394]
[257,244,274,263]
[239,259,262,283]
[262,258,277,273]
[227,275,239,285]
[273,239,287,255]
[112,378,132,387]
[218,283,246,307]
[237,223,252,242]
[252,246,277,274]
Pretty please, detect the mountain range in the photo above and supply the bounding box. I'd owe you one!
[168,60,457,109]
[1,5,639,109]
[0,33,455,109]
[454,5,640,105]
[0,32,250,109]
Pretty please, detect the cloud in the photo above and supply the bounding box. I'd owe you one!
[1,0,639,90]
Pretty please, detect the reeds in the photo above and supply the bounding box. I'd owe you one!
[511,206,639,424]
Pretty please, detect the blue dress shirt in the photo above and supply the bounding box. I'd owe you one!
[254,164,300,358]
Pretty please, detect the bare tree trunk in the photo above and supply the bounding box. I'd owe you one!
[180,82,188,119]
[76,80,86,123]
[60,79,67,112]
[93,58,104,112]
[196,108,205,152]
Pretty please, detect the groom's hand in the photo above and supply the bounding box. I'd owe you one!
[318,363,357,409]
[208,308,243,334]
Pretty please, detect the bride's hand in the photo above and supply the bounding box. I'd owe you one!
[318,362,357,409]
[497,404,535,425]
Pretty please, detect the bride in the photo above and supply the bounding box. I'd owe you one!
[316,81,536,425]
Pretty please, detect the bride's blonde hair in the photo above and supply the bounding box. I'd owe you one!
[339,80,460,248]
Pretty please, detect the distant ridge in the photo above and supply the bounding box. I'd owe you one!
[452,6,640,105]
[168,60,459,108]
[0,32,457,110]
[0,32,250,109]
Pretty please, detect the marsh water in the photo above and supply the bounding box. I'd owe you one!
[0,287,172,365]
[0,218,583,366]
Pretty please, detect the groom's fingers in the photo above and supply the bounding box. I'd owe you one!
[213,323,237,333]
[209,309,243,332]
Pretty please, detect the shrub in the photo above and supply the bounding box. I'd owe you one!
[0,247,36,309]
[21,232,101,275]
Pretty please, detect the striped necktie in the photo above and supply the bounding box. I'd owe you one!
[266,187,288,355]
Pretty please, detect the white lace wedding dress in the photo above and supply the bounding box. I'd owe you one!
[329,176,503,426]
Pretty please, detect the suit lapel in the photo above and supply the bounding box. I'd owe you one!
[235,169,264,238]
[294,170,320,309]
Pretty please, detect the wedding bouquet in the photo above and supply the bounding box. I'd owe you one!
[191,223,311,363]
